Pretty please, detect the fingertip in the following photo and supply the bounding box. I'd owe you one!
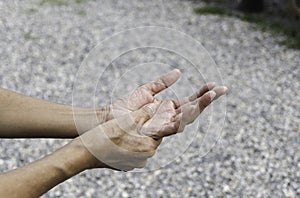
[212,86,229,98]
[207,82,216,89]
[168,68,181,83]
[173,68,181,75]
[222,86,229,93]
[153,69,181,94]
[217,86,229,95]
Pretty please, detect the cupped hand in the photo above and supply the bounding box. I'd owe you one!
[107,69,223,121]
[106,68,228,139]
[79,103,162,171]
[107,69,181,120]
[78,83,227,171]
[140,85,228,139]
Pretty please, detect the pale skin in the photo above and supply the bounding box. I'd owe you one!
[0,69,228,197]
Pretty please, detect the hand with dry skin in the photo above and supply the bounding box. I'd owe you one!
[0,69,224,138]
[107,69,181,120]
[79,82,228,170]
[78,103,162,171]
[0,103,166,198]
[74,69,225,136]
[0,69,228,198]
[107,69,226,123]
[140,84,228,139]
[107,68,228,139]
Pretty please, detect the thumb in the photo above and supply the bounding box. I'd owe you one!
[142,69,181,96]
[130,103,159,126]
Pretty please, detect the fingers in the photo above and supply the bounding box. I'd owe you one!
[157,113,183,138]
[189,82,216,101]
[140,85,228,139]
[173,86,227,131]
[195,86,227,111]
[113,103,159,133]
[130,103,159,126]
[175,85,228,113]
[197,91,216,112]
[211,86,228,100]
[142,69,181,96]
[172,82,216,108]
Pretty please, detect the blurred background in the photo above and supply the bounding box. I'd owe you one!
[0,0,299,197]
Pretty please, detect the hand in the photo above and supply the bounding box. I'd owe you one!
[141,84,228,139]
[79,103,162,171]
[107,69,181,120]
[107,69,223,119]
[78,84,227,171]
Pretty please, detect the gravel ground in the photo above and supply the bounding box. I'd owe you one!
[0,0,299,197]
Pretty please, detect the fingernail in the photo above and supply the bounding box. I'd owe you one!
[210,91,216,101]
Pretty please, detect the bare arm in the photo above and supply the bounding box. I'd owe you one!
[0,139,97,198]
[0,69,180,138]
[0,69,224,138]
[0,88,110,138]
[0,105,161,197]
[0,81,228,197]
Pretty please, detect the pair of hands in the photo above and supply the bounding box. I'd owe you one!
[75,69,228,171]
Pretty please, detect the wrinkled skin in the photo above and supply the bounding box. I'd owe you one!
[109,69,182,119]
[109,69,228,139]
[80,104,162,171]
[141,85,227,139]
[82,69,228,171]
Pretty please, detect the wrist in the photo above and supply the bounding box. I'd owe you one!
[96,104,113,122]
[56,139,100,177]
[71,105,111,135]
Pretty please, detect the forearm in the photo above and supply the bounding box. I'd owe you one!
[0,139,98,198]
[0,88,111,138]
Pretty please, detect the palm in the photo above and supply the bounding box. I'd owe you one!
[110,69,180,119]
[112,87,154,116]
[141,82,227,139]
[109,69,228,139]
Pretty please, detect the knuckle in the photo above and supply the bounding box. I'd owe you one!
[155,79,167,88]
